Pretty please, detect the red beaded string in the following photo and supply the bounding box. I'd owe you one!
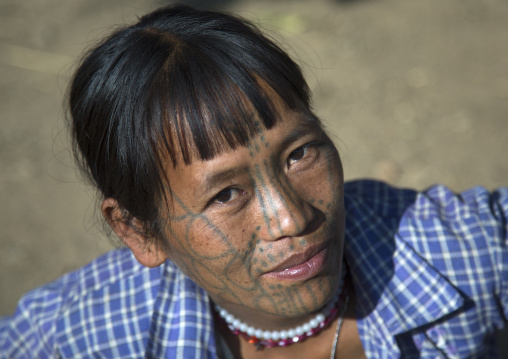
[214,289,347,350]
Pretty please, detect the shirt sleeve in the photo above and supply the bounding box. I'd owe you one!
[0,283,64,358]
[489,187,508,322]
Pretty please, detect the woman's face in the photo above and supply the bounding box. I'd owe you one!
[162,99,345,327]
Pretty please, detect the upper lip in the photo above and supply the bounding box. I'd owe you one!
[264,239,330,274]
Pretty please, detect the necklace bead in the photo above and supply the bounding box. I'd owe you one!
[214,265,347,348]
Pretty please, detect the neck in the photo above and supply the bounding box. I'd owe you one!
[215,294,351,359]
[215,279,366,359]
[213,266,347,350]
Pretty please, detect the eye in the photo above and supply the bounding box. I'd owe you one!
[287,144,310,167]
[212,188,243,205]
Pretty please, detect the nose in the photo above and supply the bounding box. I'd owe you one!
[253,171,314,241]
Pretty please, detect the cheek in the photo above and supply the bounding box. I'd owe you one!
[164,214,257,291]
[166,215,234,260]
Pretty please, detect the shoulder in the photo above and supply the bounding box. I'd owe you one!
[409,184,508,221]
[22,248,162,315]
[399,184,508,303]
[399,184,508,262]
[346,180,508,357]
[346,180,507,283]
[345,180,508,247]
[1,248,168,358]
[344,180,418,232]
[398,185,508,357]
[345,179,508,214]
[344,179,417,213]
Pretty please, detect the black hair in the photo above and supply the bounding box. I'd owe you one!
[69,4,312,247]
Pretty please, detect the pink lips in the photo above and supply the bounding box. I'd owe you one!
[262,246,328,281]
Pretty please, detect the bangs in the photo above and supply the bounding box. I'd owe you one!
[155,59,271,165]
[145,29,310,166]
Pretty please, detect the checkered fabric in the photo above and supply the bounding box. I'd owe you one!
[1,180,506,358]
[345,180,507,358]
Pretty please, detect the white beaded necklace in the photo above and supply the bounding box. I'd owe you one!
[214,265,347,349]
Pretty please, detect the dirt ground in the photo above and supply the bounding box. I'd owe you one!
[1,0,507,350]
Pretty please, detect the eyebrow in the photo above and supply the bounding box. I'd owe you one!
[278,121,322,153]
[202,167,248,196]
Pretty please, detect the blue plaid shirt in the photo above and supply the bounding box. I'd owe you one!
[1,180,507,358]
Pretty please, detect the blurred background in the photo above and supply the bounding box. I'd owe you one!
[1,0,507,346]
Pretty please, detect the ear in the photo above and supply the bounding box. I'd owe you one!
[101,198,167,268]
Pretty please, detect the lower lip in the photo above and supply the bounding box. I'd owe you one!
[263,248,328,281]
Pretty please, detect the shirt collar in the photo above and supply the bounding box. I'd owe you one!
[344,190,466,337]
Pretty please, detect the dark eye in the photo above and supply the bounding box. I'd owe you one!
[287,145,310,166]
[213,188,242,204]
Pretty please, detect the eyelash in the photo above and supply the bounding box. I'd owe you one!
[209,142,318,207]
[210,187,244,205]
[287,142,315,168]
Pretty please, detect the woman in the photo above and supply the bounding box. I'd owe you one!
[1,4,506,358]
